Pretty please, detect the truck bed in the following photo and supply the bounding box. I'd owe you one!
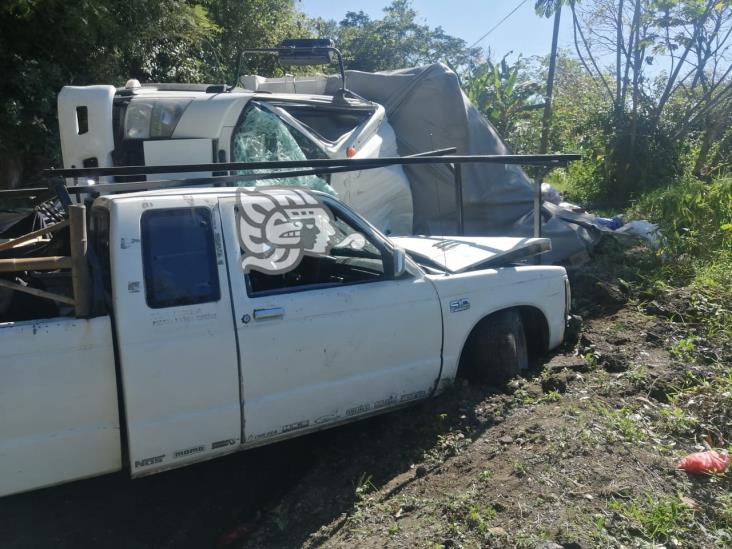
[0,315,121,497]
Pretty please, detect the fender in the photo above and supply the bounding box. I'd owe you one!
[427,265,568,386]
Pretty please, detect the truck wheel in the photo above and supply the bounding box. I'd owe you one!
[460,309,528,386]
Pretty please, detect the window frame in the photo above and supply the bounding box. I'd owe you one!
[243,196,404,298]
[141,206,221,309]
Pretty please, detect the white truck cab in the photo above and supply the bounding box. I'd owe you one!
[57,80,414,235]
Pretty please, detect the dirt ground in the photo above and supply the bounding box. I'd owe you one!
[1,256,730,548]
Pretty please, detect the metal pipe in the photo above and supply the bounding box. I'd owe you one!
[534,178,542,239]
[0,256,72,272]
[42,153,582,179]
[454,163,464,235]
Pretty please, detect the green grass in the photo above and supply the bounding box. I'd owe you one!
[596,405,646,443]
[609,495,694,543]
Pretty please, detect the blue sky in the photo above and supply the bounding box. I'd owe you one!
[296,0,576,62]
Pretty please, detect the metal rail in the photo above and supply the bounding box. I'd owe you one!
[41,153,580,179]
[2,150,581,240]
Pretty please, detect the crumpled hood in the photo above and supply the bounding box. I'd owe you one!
[391,236,551,274]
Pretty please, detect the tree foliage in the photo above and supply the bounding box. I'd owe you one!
[0,0,476,184]
[1,0,731,209]
[0,0,308,182]
[463,56,544,142]
[310,0,480,72]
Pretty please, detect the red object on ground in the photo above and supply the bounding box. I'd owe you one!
[677,450,730,474]
[216,523,256,547]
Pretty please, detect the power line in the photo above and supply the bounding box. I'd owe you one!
[469,0,531,49]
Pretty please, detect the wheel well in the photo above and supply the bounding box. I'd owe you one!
[517,305,550,359]
[457,306,549,379]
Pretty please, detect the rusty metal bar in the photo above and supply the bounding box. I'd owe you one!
[0,278,75,305]
[454,163,464,236]
[69,205,91,317]
[0,256,72,272]
[0,219,69,253]
[534,179,542,239]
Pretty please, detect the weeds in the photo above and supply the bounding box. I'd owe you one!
[609,495,694,543]
[657,405,699,437]
[512,461,528,478]
[478,469,493,482]
[670,336,697,363]
[443,497,497,535]
[353,473,376,503]
[596,405,646,443]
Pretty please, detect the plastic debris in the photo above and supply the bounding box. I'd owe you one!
[677,450,730,474]
[595,216,624,230]
[615,219,662,247]
[216,522,257,547]
[541,182,562,205]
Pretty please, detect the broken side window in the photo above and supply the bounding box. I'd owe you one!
[246,210,386,295]
[278,104,372,143]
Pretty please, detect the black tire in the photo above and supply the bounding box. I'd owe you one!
[460,309,528,386]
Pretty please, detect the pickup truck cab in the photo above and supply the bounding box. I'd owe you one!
[0,187,569,497]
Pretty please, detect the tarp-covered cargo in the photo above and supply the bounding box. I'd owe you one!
[320,64,600,263]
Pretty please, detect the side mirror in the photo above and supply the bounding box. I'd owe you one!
[392,247,407,278]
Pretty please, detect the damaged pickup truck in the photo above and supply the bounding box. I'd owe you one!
[0,183,570,498]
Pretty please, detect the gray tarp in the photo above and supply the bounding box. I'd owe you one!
[325,63,601,262]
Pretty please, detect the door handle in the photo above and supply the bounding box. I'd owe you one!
[253,307,285,320]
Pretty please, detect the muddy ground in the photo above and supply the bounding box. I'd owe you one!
[1,255,730,548]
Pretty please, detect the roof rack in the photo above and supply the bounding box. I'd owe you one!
[0,149,580,317]
[235,38,350,101]
[4,149,580,237]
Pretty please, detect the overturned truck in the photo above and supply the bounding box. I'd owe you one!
[55,49,598,261]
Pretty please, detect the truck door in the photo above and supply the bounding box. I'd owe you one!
[111,199,242,476]
[217,193,443,444]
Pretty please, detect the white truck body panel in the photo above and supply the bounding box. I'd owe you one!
[392,236,551,272]
[0,316,120,496]
[57,85,117,178]
[218,197,442,443]
[107,195,242,476]
[427,266,568,389]
[330,120,412,235]
[142,138,215,181]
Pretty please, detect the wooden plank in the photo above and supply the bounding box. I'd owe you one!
[69,205,90,317]
[0,219,69,253]
[0,278,75,305]
[0,256,72,272]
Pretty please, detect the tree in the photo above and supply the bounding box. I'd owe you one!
[313,0,480,73]
[203,0,309,83]
[562,0,732,203]
[463,55,544,149]
[0,0,308,186]
[535,0,568,155]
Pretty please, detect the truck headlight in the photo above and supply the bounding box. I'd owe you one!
[124,99,192,139]
[564,276,572,320]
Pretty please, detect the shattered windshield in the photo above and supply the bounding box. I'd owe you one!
[231,103,335,194]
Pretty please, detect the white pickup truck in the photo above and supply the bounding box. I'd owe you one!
[0,186,569,498]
